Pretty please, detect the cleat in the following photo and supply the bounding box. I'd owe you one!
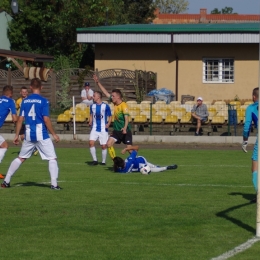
[92,161,98,166]
[101,162,106,165]
[167,165,178,170]
[1,181,10,188]
[51,185,62,190]
[195,132,199,136]
[33,150,39,156]
[0,174,5,179]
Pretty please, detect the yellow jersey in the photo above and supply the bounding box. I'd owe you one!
[113,102,131,131]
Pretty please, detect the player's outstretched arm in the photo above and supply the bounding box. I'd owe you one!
[121,145,139,154]
[93,75,110,98]
[43,116,60,143]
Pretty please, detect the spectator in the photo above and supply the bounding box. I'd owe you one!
[191,97,209,136]
[81,82,94,106]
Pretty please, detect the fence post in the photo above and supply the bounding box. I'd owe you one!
[51,71,57,108]
[7,68,11,85]
[149,102,153,135]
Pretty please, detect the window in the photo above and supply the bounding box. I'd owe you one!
[203,58,234,83]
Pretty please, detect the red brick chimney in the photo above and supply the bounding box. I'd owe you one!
[200,8,207,22]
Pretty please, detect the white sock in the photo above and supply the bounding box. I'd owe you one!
[90,147,97,161]
[102,149,107,163]
[0,148,7,163]
[150,166,167,173]
[49,160,59,187]
[5,158,22,183]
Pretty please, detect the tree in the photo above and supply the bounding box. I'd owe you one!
[155,0,189,14]
[121,0,156,24]
[211,6,237,14]
[1,0,156,68]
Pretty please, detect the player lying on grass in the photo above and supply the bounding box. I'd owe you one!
[113,145,177,173]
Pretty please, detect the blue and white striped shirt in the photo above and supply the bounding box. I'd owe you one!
[20,94,50,141]
[90,102,112,132]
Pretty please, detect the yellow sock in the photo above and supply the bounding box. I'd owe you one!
[108,147,116,159]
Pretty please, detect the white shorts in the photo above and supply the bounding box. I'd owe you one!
[89,130,108,145]
[19,138,57,160]
[0,135,5,146]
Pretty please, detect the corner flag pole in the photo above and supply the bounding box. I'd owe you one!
[256,12,260,237]
[72,96,77,140]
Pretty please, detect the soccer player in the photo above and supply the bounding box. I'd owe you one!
[93,74,132,159]
[0,85,17,179]
[16,86,39,156]
[242,87,258,202]
[1,78,61,190]
[89,91,112,165]
[113,145,177,173]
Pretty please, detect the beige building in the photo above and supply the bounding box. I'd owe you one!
[77,23,259,102]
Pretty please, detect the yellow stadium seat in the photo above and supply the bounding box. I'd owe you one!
[180,113,192,123]
[140,102,152,111]
[211,115,226,124]
[203,101,212,106]
[229,101,241,109]
[151,115,163,123]
[76,103,88,110]
[64,110,72,118]
[164,114,178,123]
[129,109,140,117]
[244,101,253,105]
[214,101,227,111]
[208,107,217,119]
[57,114,71,123]
[126,100,137,104]
[134,115,148,123]
[153,103,167,111]
[75,114,86,123]
[155,110,170,119]
[169,101,181,109]
[127,103,140,109]
[216,111,228,121]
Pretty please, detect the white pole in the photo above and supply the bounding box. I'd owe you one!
[256,14,260,237]
[72,96,76,140]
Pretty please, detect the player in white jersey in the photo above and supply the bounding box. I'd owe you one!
[1,78,61,190]
[89,91,112,165]
[0,85,17,179]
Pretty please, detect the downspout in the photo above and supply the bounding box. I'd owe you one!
[171,33,179,101]
[175,54,179,101]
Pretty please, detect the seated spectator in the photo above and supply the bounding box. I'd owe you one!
[191,97,209,136]
[81,82,94,106]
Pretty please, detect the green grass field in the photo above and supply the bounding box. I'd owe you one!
[0,145,259,260]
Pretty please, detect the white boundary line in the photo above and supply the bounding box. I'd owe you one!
[211,237,260,260]
[9,180,252,189]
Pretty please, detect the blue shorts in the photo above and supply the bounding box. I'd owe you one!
[252,137,258,161]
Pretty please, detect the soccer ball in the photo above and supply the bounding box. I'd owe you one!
[140,165,151,175]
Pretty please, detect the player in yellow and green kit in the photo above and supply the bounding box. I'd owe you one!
[93,75,133,159]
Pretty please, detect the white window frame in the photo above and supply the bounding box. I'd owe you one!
[203,58,234,83]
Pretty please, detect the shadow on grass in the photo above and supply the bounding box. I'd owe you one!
[15,182,50,188]
[216,192,256,234]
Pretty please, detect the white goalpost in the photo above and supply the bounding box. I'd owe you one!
[72,96,77,140]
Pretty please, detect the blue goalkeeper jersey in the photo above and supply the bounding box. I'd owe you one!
[0,96,16,128]
[90,102,111,132]
[243,101,258,139]
[20,93,50,141]
[118,151,146,173]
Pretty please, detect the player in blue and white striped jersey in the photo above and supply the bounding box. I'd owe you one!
[1,78,61,190]
[89,91,112,165]
[242,87,258,198]
[0,85,17,179]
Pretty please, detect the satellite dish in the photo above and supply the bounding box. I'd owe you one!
[11,0,19,15]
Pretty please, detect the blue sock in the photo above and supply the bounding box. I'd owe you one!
[252,171,258,192]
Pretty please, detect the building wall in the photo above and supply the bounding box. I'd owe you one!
[0,12,12,50]
[95,43,258,101]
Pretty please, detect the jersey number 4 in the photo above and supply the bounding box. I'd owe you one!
[28,104,36,120]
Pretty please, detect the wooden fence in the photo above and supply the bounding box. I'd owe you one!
[0,68,157,108]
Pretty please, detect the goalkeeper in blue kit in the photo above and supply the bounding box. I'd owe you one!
[242,87,258,201]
